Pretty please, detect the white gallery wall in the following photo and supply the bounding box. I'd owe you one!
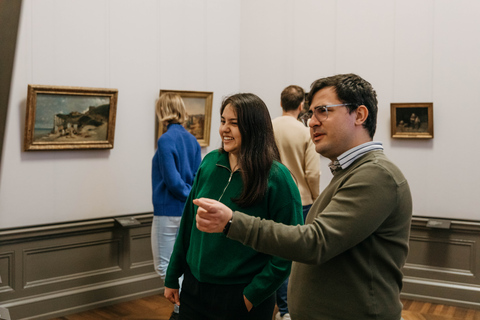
[1,0,480,228]
[240,0,480,221]
[0,0,241,228]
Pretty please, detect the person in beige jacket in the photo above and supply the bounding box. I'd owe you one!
[273,85,320,221]
[271,85,320,320]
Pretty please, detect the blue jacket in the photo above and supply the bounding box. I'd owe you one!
[152,123,201,216]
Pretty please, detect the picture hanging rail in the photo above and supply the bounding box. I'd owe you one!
[24,85,118,151]
[390,102,433,139]
[157,89,213,147]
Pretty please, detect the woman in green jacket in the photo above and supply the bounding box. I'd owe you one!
[164,93,303,320]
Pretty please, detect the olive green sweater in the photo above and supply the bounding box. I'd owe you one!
[165,150,303,306]
[228,150,412,319]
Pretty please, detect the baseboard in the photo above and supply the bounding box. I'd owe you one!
[402,277,480,309]
[4,273,163,320]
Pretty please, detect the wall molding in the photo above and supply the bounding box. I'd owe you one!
[2,273,160,308]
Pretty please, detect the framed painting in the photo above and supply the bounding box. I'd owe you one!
[24,85,118,151]
[157,89,213,147]
[391,102,433,139]
[297,92,310,127]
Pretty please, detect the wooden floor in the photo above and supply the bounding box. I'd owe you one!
[48,295,174,320]
[401,300,480,320]
[49,295,480,320]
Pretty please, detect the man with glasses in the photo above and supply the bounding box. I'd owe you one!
[195,73,412,320]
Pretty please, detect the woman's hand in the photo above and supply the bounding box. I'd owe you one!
[244,295,253,311]
[164,287,180,306]
[194,198,233,233]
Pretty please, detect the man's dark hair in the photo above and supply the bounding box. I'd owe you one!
[307,74,378,138]
[281,85,305,112]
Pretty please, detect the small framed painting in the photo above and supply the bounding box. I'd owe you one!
[391,102,433,139]
[24,85,118,151]
[157,89,213,147]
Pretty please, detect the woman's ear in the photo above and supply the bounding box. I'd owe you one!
[355,105,369,126]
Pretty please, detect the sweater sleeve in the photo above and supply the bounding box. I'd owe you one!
[243,165,304,306]
[156,138,192,201]
[228,162,405,265]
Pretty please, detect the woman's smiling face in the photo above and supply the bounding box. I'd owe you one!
[220,104,242,156]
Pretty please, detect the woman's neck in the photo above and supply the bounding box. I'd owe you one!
[228,153,240,172]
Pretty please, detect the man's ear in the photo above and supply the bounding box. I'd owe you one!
[355,105,369,126]
[298,102,304,112]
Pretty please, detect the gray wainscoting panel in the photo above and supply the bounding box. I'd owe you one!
[0,213,163,320]
[401,216,480,309]
[24,234,122,289]
[130,228,155,269]
[0,252,14,294]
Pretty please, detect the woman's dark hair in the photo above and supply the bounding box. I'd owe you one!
[220,93,280,207]
[307,73,378,138]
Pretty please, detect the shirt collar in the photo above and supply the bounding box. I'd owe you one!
[328,141,384,174]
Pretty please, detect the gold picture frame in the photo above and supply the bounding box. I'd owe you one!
[24,85,118,151]
[157,89,213,147]
[391,102,433,139]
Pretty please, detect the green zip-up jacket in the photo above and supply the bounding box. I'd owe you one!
[164,150,303,306]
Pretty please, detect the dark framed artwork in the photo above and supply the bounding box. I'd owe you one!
[157,89,213,147]
[391,102,433,139]
[24,85,118,151]
[297,92,310,126]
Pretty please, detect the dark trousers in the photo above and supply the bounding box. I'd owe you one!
[302,204,312,223]
[275,277,288,315]
[179,268,275,320]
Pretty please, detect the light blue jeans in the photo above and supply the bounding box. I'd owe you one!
[151,215,182,313]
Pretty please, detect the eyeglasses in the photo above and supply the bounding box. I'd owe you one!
[300,103,355,126]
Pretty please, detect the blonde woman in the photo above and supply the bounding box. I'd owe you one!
[151,93,201,320]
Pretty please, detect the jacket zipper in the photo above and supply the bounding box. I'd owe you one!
[217,165,234,202]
